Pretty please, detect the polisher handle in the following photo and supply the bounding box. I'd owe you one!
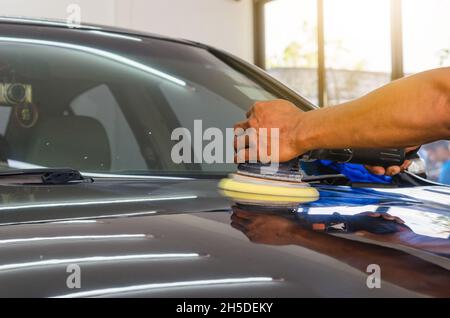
[304,148,407,167]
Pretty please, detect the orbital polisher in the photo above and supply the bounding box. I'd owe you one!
[219,148,409,200]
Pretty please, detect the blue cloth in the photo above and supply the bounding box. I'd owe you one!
[438,160,450,184]
[319,160,392,184]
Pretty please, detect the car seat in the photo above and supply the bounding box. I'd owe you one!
[6,116,111,171]
[0,134,10,163]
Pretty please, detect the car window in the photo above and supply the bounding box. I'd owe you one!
[0,37,296,175]
[160,82,246,172]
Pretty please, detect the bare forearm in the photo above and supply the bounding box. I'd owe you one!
[298,68,450,151]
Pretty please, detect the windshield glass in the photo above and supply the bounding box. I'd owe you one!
[0,34,310,176]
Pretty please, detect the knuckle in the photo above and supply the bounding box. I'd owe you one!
[247,118,258,127]
[253,101,267,111]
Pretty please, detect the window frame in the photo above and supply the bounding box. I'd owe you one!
[254,0,405,107]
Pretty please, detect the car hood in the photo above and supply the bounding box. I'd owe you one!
[0,178,449,297]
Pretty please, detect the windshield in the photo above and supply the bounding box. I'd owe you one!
[0,33,311,176]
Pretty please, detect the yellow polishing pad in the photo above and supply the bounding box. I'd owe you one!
[220,189,319,204]
[218,177,319,199]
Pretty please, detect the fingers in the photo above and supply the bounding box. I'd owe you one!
[231,221,260,243]
[231,211,266,232]
[235,105,259,133]
[233,135,246,152]
[234,102,283,163]
[233,209,255,220]
[230,221,247,234]
[385,166,401,176]
[360,212,381,217]
[365,163,410,176]
[246,101,265,118]
[365,146,418,176]
[361,211,405,224]
[233,120,250,132]
[365,165,386,175]
[234,127,257,151]
[234,132,267,163]
[393,216,405,224]
[381,213,405,224]
[234,103,261,160]
[233,119,257,160]
[230,213,251,236]
[235,148,252,163]
[231,212,258,227]
[400,159,412,170]
[233,126,274,163]
[246,107,254,118]
[234,139,273,163]
[405,146,420,153]
[230,213,249,234]
[231,212,249,223]
[380,213,395,221]
[385,161,412,176]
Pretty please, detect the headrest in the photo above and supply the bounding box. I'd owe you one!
[0,134,10,162]
[19,116,111,171]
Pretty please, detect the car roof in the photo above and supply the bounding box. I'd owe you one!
[0,16,207,48]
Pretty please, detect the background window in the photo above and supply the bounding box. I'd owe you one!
[264,0,318,104]
[324,0,392,105]
[403,0,450,74]
[402,0,450,183]
[420,141,450,184]
[259,0,450,183]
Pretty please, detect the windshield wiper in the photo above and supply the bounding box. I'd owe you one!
[0,168,93,185]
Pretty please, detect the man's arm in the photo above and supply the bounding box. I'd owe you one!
[299,67,450,151]
[235,67,450,163]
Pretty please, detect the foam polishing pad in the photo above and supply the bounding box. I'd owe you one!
[219,189,319,207]
[218,174,319,199]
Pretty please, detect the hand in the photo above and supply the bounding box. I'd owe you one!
[354,212,410,240]
[365,146,419,176]
[358,211,405,224]
[230,208,300,245]
[234,99,306,163]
